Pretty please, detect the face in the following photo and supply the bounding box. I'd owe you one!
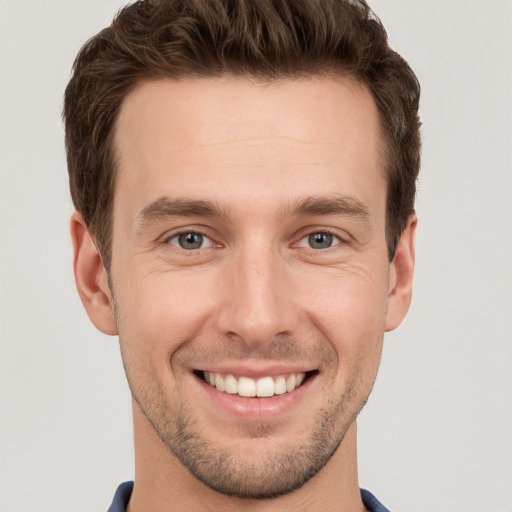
[96,77,409,498]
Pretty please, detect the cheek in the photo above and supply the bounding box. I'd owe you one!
[115,269,217,352]
[298,268,388,367]
[314,293,385,403]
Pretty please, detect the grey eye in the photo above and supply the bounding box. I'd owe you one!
[169,232,209,250]
[307,232,334,249]
[180,233,203,249]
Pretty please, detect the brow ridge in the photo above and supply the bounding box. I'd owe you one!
[282,194,370,220]
[136,197,229,228]
[135,194,369,232]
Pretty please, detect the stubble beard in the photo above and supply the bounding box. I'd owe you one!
[112,288,376,500]
[168,394,361,499]
[126,355,369,500]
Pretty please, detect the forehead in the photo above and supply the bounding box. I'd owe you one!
[115,76,382,153]
[113,76,385,219]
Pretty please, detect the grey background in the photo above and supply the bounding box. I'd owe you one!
[1,1,511,510]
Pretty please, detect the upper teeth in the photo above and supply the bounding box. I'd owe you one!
[203,372,306,397]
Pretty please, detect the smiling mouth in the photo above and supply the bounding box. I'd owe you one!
[195,370,316,398]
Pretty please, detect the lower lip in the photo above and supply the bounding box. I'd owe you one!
[194,373,316,421]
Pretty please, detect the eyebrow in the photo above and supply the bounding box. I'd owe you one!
[281,194,370,221]
[135,197,229,230]
[135,193,370,232]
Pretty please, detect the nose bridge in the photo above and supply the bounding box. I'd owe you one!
[217,239,297,345]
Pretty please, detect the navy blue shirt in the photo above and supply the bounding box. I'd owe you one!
[108,481,391,511]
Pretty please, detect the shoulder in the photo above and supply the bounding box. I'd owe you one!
[361,488,392,512]
[107,481,134,512]
[106,483,390,512]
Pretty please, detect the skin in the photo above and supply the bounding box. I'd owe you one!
[71,77,416,512]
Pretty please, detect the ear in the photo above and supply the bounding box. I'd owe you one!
[385,214,417,332]
[70,211,117,335]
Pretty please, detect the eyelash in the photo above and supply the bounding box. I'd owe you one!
[163,228,346,252]
[295,230,344,250]
[164,230,217,251]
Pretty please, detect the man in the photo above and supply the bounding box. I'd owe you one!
[64,0,420,510]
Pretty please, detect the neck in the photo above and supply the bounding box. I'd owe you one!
[128,401,366,512]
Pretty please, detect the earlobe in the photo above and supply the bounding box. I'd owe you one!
[385,214,417,332]
[70,211,117,336]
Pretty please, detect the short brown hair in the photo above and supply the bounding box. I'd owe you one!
[64,0,420,270]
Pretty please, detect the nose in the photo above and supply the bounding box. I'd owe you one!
[216,245,299,347]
